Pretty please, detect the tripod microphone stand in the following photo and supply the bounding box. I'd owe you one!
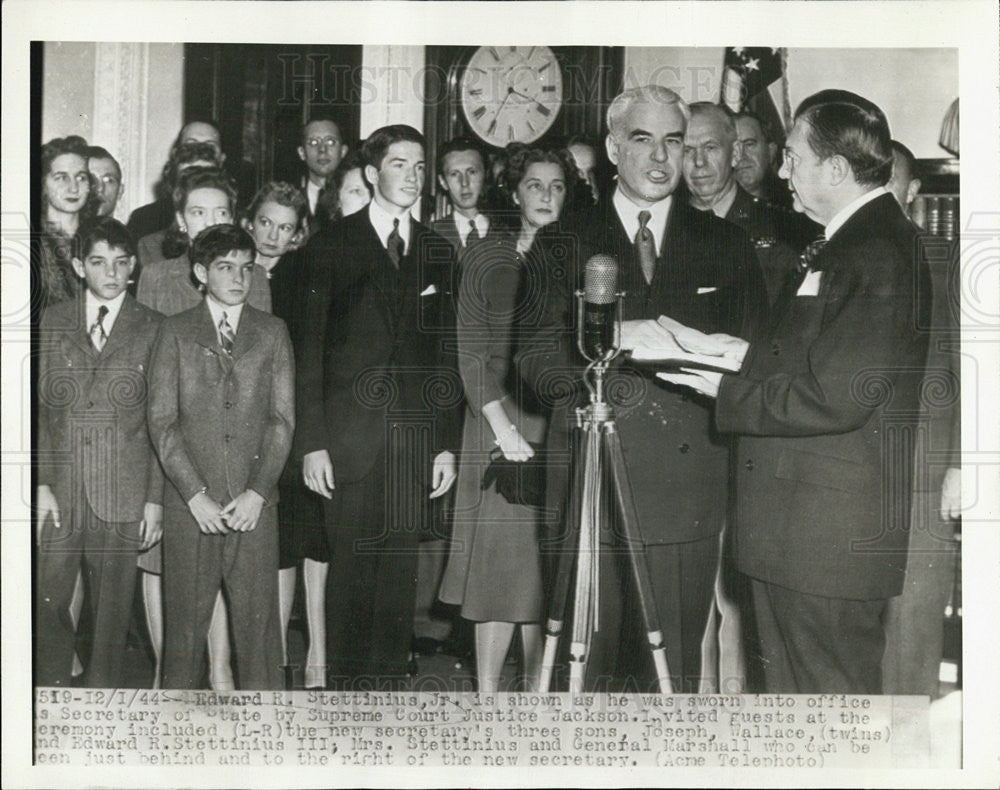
[538,280,673,694]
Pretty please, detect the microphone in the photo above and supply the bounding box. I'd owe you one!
[580,254,620,361]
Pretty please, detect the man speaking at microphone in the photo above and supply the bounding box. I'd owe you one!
[518,85,766,692]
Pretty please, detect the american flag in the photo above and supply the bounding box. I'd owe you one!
[721,47,790,147]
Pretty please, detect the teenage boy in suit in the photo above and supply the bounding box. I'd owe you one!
[148,224,294,689]
[298,124,462,686]
[35,218,164,687]
[659,91,930,694]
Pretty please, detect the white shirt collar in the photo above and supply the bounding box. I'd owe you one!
[205,294,246,336]
[368,199,412,254]
[86,290,127,337]
[455,212,489,246]
[306,180,322,215]
[613,187,672,256]
[825,187,889,240]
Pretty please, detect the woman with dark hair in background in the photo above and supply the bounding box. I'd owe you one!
[315,150,372,232]
[133,141,224,275]
[439,145,577,692]
[38,136,100,307]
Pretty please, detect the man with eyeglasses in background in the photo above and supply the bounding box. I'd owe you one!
[297,113,348,225]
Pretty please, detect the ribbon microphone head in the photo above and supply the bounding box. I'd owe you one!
[580,254,620,361]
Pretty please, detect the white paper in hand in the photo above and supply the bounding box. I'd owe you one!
[629,317,743,372]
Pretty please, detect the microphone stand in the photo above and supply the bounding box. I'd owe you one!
[538,290,673,694]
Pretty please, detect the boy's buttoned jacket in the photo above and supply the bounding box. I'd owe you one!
[147,301,295,509]
[37,294,164,522]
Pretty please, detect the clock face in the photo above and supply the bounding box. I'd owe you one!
[460,46,563,147]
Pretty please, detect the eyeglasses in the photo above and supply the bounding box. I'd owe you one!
[304,137,341,149]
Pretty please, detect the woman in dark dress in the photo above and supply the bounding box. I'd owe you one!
[243,181,329,688]
[439,146,577,692]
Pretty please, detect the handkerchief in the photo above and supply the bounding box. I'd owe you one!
[796,270,823,297]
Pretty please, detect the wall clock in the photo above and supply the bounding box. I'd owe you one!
[460,46,563,147]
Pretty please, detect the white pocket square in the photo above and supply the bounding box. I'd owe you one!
[697,287,718,295]
[419,284,438,296]
[796,270,823,296]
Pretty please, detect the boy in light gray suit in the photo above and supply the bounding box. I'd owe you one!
[148,224,295,689]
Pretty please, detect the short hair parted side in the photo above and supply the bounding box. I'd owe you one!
[78,217,137,260]
[606,85,691,138]
[189,223,256,270]
[735,110,774,142]
[891,139,919,180]
[437,136,487,176]
[362,125,426,171]
[85,145,121,173]
[302,111,344,140]
[171,167,238,215]
[173,119,222,151]
[688,102,738,141]
[794,91,894,187]
[245,181,309,230]
[168,141,224,182]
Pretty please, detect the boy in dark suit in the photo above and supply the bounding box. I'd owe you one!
[148,224,295,689]
[36,218,164,687]
[298,125,462,686]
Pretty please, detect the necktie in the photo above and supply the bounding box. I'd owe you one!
[90,305,109,351]
[387,218,404,268]
[219,312,236,355]
[800,235,828,271]
[466,218,478,247]
[635,210,657,284]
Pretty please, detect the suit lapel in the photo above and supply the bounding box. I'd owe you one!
[63,296,98,359]
[230,306,261,362]
[98,295,139,361]
[191,300,233,373]
[658,198,700,287]
[439,215,462,252]
[355,213,399,335]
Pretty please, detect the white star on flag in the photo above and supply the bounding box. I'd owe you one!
[733,47,745,56]
[746,58,760,71]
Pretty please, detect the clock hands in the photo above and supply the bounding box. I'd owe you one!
[486,90,514,137]
[508,87,554,116]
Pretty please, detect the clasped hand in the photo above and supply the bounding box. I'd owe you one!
[188,489,265,534]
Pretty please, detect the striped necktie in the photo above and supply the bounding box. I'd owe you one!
[90,305,109,351]
[219,311,236,355]
[635,210,657,284]
[387,218,404,268]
